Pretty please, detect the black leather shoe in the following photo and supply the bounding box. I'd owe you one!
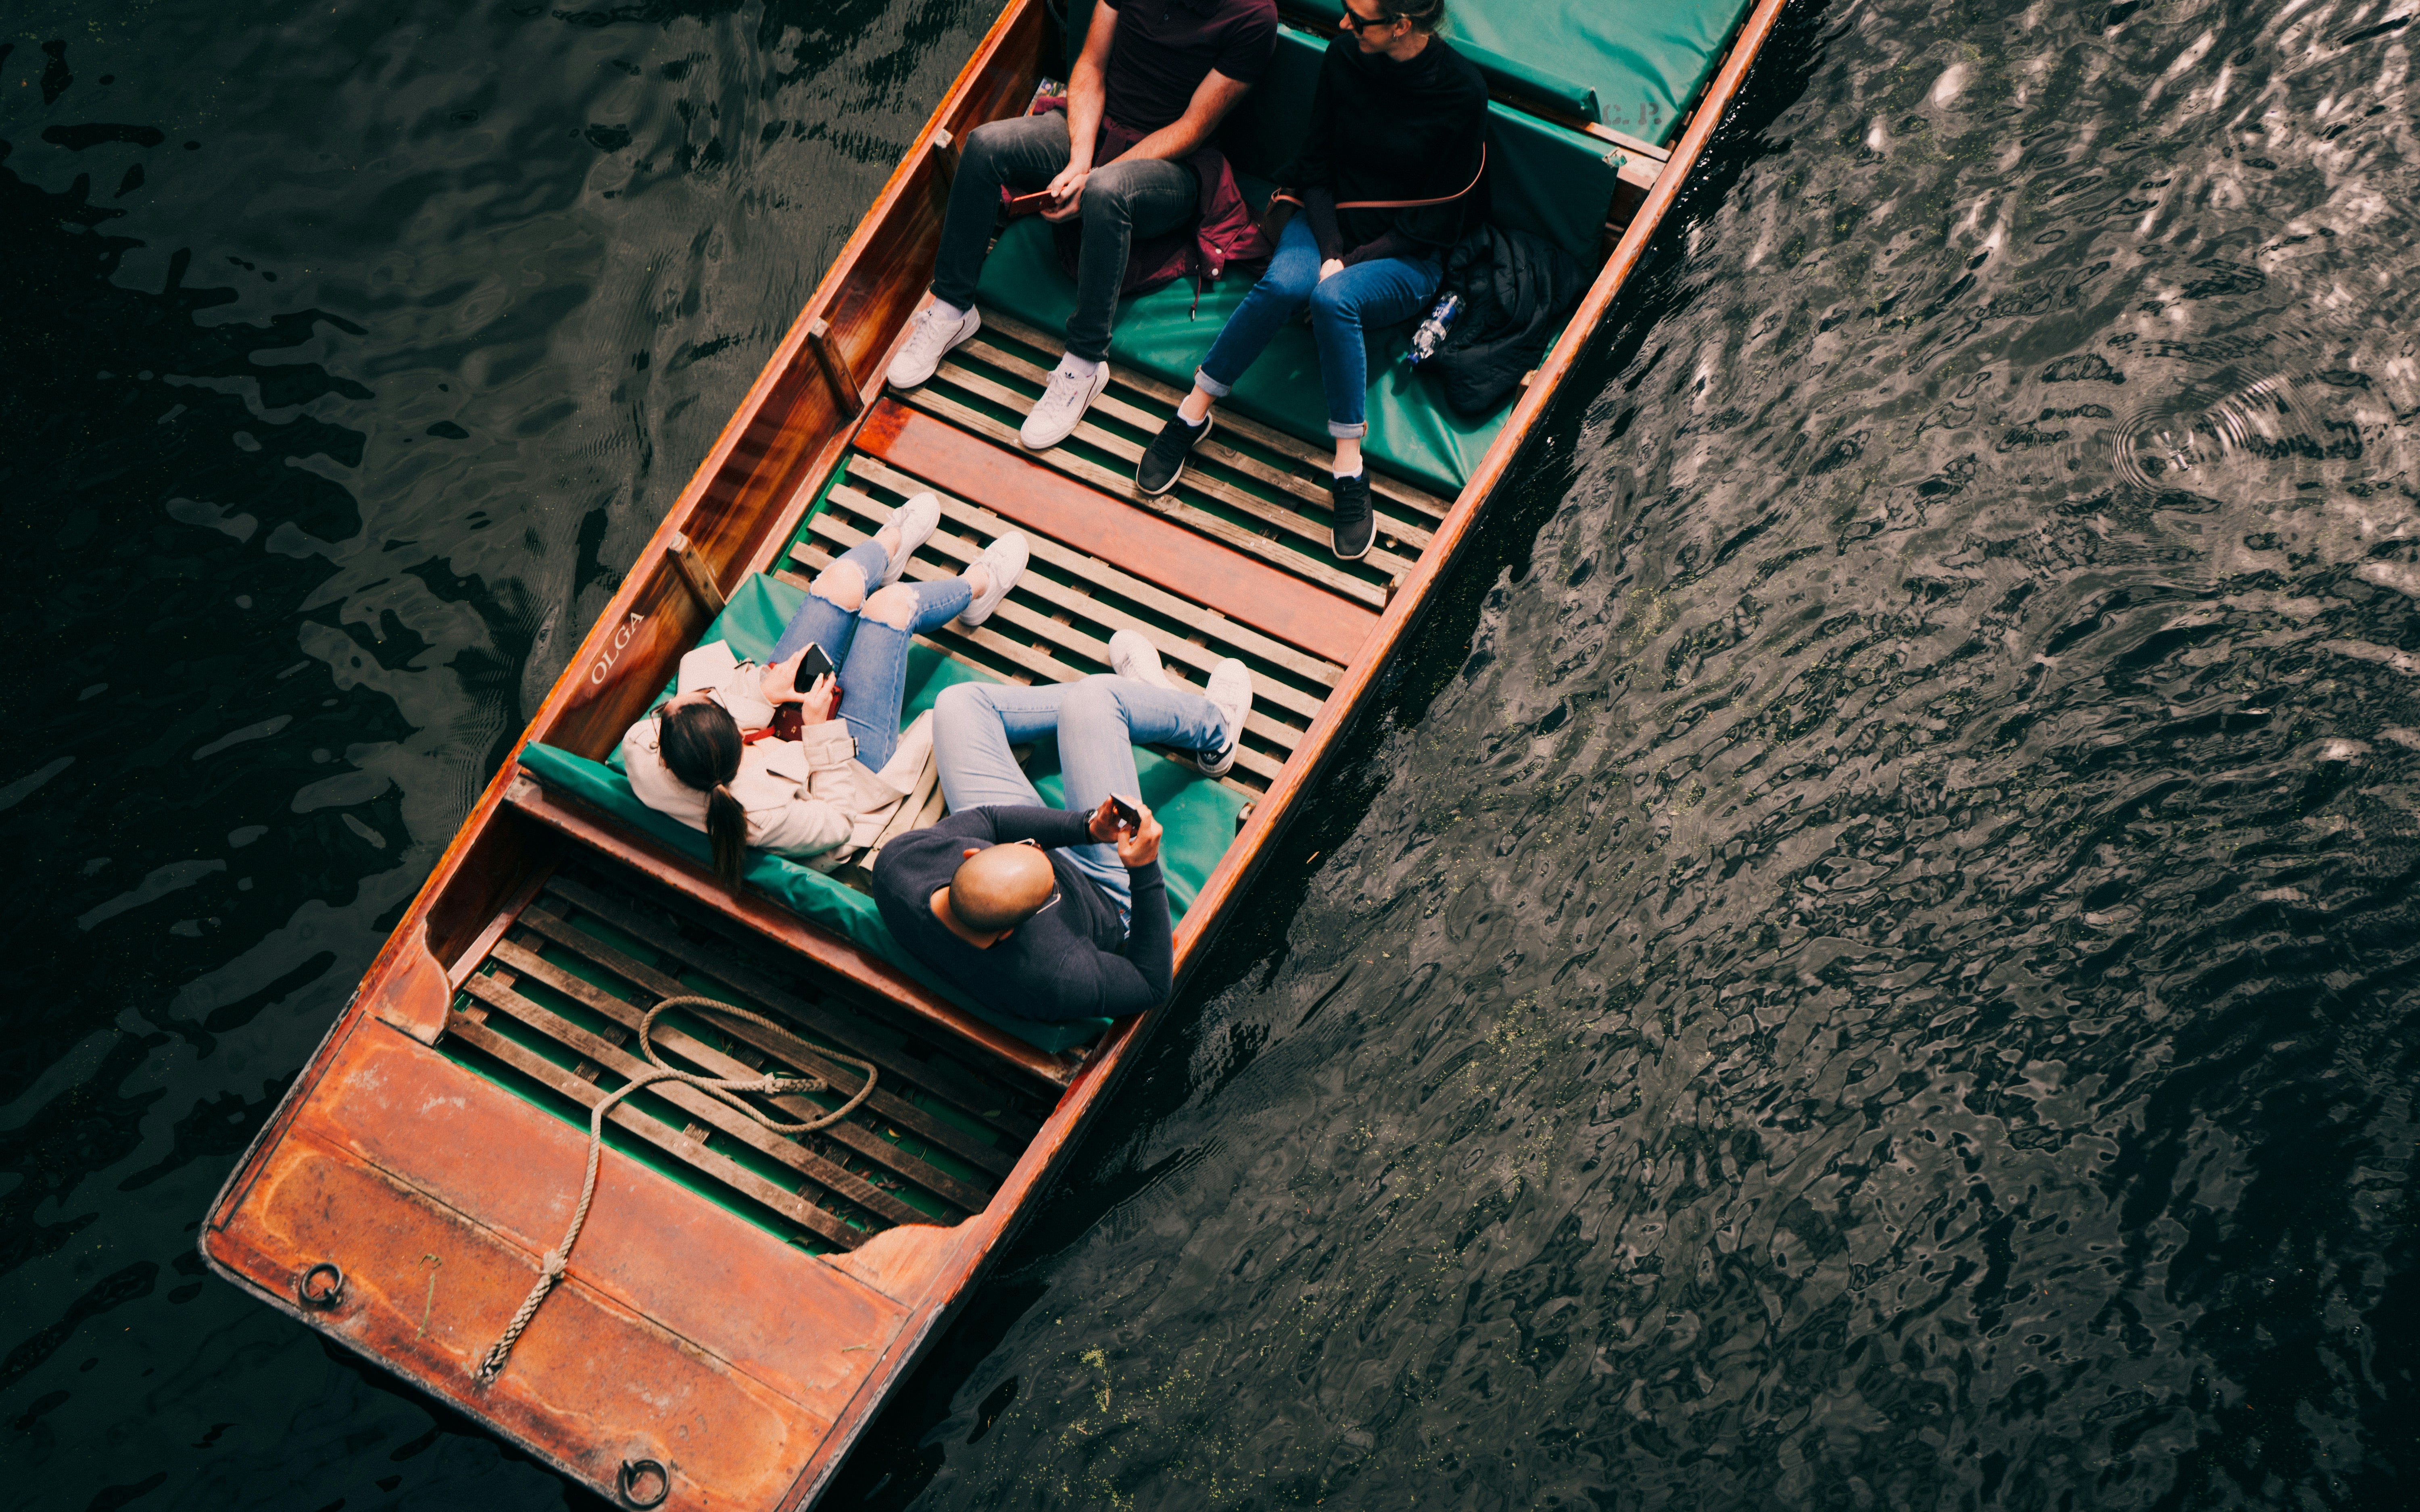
[1136,411,1211,496]
[1330,471,1375,560]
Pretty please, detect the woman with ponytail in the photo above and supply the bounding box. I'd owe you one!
[621,492,1030,889]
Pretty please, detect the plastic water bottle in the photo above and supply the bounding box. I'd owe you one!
[1406,293,1462,367]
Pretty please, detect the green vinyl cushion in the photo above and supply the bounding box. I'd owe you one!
[524,573,1248,1054]
[1273,0,1756,147]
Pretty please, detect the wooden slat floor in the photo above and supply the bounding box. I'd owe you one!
[442,859,1054,1251]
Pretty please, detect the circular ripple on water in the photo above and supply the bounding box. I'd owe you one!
[2100,367,2343,495]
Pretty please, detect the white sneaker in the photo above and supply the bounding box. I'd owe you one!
[887,302,981,390]
[1195,658,1251,777]
[1019,362,1110,450]
[881,492,942,586]
[1108,628,1173,689]
[958,531,1028,628]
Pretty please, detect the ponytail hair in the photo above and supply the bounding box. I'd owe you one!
[659,700,749,889]
[1378,0,1445,32]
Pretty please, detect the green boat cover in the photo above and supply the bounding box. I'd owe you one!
[1253,1,1754,146]
[520,573,1249,1054]
[986,24,1616,495]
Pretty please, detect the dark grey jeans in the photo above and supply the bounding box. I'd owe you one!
[930,111,1197,364]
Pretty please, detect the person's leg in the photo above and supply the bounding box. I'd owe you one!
[930,113,1072,312]
[930,681,1070,814]
[769,537,890,666]
[1306,253,1445,456]
[1047,673,1231,912]
[838,577,976,768]
[1191,216,1323,410]
[1062,155,1199,363]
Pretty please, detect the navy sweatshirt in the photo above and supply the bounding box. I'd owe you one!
[871,806,1174,1023]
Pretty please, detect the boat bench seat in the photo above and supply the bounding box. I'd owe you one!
[519,573,1247,1055]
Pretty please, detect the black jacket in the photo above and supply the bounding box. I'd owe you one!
[1427,225,1586,417]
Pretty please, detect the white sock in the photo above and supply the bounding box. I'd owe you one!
[1054,352,1103,381]
[927,296,967,324]
[1332,465,1361,480]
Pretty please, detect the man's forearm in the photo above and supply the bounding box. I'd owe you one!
[1122,117,1211,164]
[1065,60,1106,169]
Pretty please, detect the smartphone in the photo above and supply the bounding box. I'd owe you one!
[792,641,837,687]
[1004,188,1058,214]
[1107,795,1140,834]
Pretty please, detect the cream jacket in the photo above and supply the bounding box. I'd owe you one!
[620,641,937,874]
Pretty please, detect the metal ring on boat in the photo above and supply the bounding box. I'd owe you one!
[297,1262,345,1308]
[618,1458,670,1509]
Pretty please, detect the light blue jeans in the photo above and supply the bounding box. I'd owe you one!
[931,674,1228,916]
[770,538,969,769]
[1196,215,1443,438]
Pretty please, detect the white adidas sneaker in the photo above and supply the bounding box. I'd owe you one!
[1019,361,1110,450]
[887,302,981,390]
[1108,628,1172,688]
[958,531,1028,628]
[881,492,942,586]
[1196,658,1252,777]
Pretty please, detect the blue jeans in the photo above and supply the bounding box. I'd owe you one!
[930,675,1227,918]
[1196,215,1442,439]
[769,539,970,769]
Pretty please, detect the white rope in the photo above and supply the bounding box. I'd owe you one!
[474,994,877,1387]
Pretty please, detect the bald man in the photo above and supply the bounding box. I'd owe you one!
[871,798,1171,1023]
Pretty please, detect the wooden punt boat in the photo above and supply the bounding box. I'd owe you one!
[198,0,1788,1505]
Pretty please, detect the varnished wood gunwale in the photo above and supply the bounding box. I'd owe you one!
[198,0,1794,1505]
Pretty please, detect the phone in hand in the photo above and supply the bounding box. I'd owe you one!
[1004,187,1058,214]
[1107,795,1140,835]
[792,641,837,688]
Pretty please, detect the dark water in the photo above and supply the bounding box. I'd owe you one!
[7,0,2419,1506]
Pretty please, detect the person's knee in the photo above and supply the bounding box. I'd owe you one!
[962,117,1019,172]
[864,583,920,631]
[1063,675,1124,728]
[1079,172,1137,229]
[1308,277,1359,325]
[810,557,868,612]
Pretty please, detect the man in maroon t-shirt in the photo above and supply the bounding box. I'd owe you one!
[887,0,1278,450]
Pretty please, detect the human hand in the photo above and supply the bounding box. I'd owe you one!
[1318,257,1345,283]
[763,648,812,704]
[1113,800,1162,869]
[1087,796,1136,844]
[793,673,839,725]
[1040,164,1089,221]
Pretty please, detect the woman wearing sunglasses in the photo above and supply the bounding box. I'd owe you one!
[620,492,1030,888]
[1133,0,1486,560]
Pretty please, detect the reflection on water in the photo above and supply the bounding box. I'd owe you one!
[5,0,2419,1508]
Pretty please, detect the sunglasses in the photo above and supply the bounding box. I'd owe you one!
[1339,7,1395,32]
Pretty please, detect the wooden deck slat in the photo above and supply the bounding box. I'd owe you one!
[842,452,1345,686]
[444,1013,870,1250]
[783,548,1293,786]
[969,306,1452,522]
[814,484,1331,723]
[541,870,1053,1139]
[461,969,931,1227]
[935,348,1437,553]
[490,934,1007,1205]
[855,402,1380,666]
[898,385,1395,608]
[796,512,1310,751]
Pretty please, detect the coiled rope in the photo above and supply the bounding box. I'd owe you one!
[474,993,876,1387]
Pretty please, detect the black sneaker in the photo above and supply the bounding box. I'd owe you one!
[1330,471,1375,560]
[1136,411,1210,496]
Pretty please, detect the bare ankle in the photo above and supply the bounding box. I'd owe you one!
[964,564,991,599]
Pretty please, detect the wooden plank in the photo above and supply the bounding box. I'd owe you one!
[1585,120,1672,162]
[490,935,1007,1206]
[896,385,1395,607]
[444,1013,870,1250]
[807,319,866,417]
[501,775,1081,1093]
[856,400,1381,667]
[446,865,555,989]
[793,520,1308,765]
[938,348,1437,552]
[540,870,1052,1139]
[460,970,931,1227]
[843,452,1345,687]
[667,531,730,615]
[502,916,1016,1194]
[812,491,1329,723]
[970,307,1450,521]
